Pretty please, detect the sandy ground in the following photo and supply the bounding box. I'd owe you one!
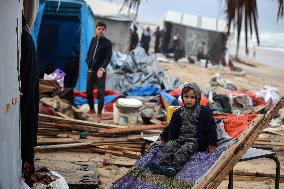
[36,58,284,189]
[161,59,284,95]
[218,155,284,189]
[36,151,284,189]
[36,152,135,189]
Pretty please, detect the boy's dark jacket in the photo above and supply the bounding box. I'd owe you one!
[86,36,112,71]
[160,105,218,151]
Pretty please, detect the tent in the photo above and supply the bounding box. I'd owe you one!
[32,0,135,91]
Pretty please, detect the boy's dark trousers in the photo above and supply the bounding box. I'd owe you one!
[86,70,106,114]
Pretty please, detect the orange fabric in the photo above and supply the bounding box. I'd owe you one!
[214,113,257,138]
[200,94,209,106]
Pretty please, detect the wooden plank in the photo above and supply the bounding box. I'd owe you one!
[106,145,142,153]
[98,125,166,135]
[199,96,284,189]
[225,175,284,183]
[254,140,284,146]
[233,171,284,179]
[39,121,99,132]
[35,142,93,151]
[37,137,79,145]
[55,111,71,119]
[39,113,127,128]
[241,103,269,114]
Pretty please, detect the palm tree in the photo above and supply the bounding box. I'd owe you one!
[123,0,283,53]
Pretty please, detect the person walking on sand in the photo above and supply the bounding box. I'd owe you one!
[129,24,139,51]
[86,21,112,121]
[154,26,162,53]
[196,41,215,68]
[140,27,151,54]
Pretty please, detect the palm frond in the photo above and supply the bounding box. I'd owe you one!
[122,0,141,12]
[226,0,259,54]
[277,0,284,21]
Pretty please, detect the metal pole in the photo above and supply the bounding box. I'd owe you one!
[228,170,234,189]
[269,155,280,189]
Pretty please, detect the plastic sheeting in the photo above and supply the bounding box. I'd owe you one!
[33,1,95,92]
[126,86,161,96]
[31,2,45,46]
[256,85,280,104]
[74,95,119,105]
[37,15,81,73]
[106,47,180,93]
[76,5,95,91]
[160,91,180,106]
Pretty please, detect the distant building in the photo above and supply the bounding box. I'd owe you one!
[162,10,227,63]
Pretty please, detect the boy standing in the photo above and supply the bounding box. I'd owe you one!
[86,22,112,121]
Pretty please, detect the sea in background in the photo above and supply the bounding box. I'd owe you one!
[229,32,284,69]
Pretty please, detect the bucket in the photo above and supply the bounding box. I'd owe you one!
[118,113,138,126]
[113,103,119,124]
[116,98,143,113]
[166,106,180,124]
[116,98,142,126]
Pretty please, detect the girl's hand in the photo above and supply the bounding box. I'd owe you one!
[157,136,165,145]
[207,145,217,153]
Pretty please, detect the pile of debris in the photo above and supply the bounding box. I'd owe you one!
[106,47,181,92]
[37,113,165,159]
[255,108,284,153]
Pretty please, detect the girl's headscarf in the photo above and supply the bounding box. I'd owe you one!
[179,82,202,140]
[182,82,201,107]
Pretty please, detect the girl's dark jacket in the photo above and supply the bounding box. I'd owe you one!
[160,105,218,151]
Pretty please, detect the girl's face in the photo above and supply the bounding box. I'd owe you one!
[183,89,196,108]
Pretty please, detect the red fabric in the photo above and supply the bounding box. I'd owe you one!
[168,89,182,96]
[104,96,122,112]
[39,103,55,116]
[214,113,257,138]
[74,89,123,99]
[229,90,266,106]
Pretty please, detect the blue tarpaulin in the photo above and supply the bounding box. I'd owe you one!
[37,15,81,71]
[160,91,179,106]
[76,5,95,91]
[31,2,46,46]
[32,0,95,91]
[74,95,119,105]
[126,86,161,96]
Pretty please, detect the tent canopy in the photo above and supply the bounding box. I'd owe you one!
[32,0,94,91]
[32,0,136,91]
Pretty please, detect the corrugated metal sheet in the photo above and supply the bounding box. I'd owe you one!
[200,17,217,31]
[86,0,136,21]
[181,14,198,27]
[164,10,226,32]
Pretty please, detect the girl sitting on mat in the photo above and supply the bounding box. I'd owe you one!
[149,82,218,177]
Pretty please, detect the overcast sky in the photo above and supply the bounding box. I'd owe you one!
[136,0,284,33]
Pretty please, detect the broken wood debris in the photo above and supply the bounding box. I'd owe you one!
[37,113,165,159]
